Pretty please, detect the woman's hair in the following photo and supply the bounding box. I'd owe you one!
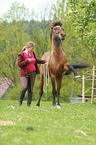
[26,41,35,48]
[22,46,26,51]
[22,41,35,51]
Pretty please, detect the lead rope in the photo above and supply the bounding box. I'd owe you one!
[43,63,49,98]
[43,39,60,98]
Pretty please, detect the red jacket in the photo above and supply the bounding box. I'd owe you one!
[18,51,46,77]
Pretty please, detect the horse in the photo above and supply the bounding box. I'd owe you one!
[36,21,84,108]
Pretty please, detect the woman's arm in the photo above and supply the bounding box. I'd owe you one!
[18,55,28,67]
[36,58,46,64]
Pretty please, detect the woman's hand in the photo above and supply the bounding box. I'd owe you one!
[28,58,36,63]
[28,58,31,62]
[44,62,48,65]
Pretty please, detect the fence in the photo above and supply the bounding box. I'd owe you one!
[82,66,96,104]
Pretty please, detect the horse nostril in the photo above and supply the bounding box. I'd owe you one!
[61,34,66,37]
[61,34,63,36]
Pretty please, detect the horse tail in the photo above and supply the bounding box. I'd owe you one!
[65,63,90,75]
[71,63,89,69]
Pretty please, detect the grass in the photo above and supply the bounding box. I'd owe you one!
[0,100,96,145]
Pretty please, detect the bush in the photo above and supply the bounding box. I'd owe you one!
[3,73,82,103]
[4,83,22,100]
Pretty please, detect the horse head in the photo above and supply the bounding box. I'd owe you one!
[51,21,66,41]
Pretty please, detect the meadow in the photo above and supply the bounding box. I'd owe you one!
[0,100,96,145]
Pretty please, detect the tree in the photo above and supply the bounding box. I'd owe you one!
[29,20,51,58]
[51,0,96,64]
[3,1,29,22]
[67,0,96,64]
[0,2,31,86]
[50,0,81,64]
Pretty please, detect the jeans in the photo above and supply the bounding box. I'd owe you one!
[20,71,36,93]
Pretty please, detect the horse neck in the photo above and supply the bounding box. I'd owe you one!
[52,38,62,55]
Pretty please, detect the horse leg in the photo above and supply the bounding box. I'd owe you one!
[36,74,43,107]
[64,65,80,79]
[56,77,62,108]
[51,74,56,107]
[68,65,80,79]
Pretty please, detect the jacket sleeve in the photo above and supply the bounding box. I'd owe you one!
[36,59,46,64]
[18,54,28,67]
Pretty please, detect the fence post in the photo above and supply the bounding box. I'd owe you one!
[82,75,85,103]
[91,66,95,104]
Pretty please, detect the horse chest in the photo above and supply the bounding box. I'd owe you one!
[49,63,63,76]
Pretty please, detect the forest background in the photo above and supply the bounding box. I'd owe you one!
[0,0,96,102]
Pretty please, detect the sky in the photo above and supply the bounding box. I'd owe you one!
[0,0,56,20]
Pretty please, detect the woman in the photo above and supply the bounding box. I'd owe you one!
[18,41,46,106]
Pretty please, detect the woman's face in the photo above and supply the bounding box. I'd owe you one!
[27,47,34,53]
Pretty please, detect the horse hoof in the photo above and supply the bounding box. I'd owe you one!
[57,105,61,109]
[51,106,56,109]
[75,75,81,79]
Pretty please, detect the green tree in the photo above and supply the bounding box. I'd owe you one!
[67,0,96,64]
[51,0,96,64]
[3,1,29,22]
[0,2,30,86]
[50,0,81,64]
[29,20,51,58]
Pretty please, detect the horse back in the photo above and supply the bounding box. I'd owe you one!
[42,51,51,61]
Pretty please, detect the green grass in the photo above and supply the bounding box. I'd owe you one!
[0,100,96,145]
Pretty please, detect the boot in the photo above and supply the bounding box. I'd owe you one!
[27,92,33,107]
[17,90,26,106]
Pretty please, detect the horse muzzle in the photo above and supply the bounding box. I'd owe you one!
[62,34,66,40]
[57,34,66,41]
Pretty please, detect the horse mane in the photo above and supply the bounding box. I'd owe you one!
[50,21,62,40]
[51,21,62,28]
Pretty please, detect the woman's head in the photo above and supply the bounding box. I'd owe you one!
[22,41,35,53]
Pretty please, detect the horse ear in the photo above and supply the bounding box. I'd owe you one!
[61,27,64,30]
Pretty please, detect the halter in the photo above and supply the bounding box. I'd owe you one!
[52,29,63,39]
[52,27,64,47]
[52,28,63,35]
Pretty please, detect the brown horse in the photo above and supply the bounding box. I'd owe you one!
[36,21,81,108]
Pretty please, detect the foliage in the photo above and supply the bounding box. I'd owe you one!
[29,20,51,58]
[51,0,96,64]
[3,1,29,22]
[67,0,96,41]
[4,75,71,102]
[0,100,96,145]
[67,0,96,64]
[0,3,30,85]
